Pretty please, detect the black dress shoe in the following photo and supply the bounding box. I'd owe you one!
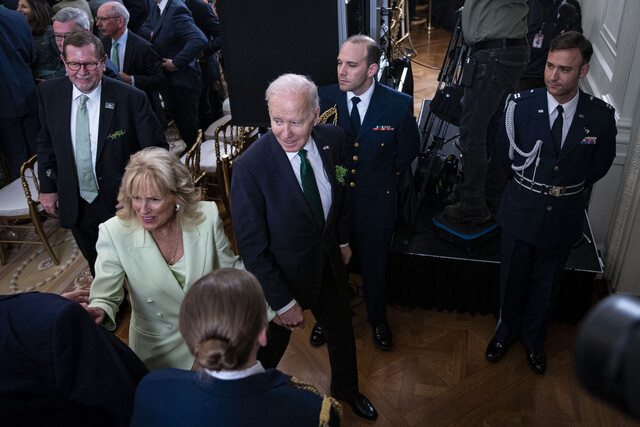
[332,390,378,421]
[485,337,508,362]
[526,349,546,374]
[373,323,392,351]
[309,323,326,347]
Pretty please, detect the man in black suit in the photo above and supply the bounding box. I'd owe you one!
[97,1,167,128]
[0,292,148,426]
[485,32,617,374]
[37,30,167,275]
[231,74,377,421]
[140,0,207,151]
[0,6,38,181]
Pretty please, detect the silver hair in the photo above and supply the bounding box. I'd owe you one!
[265,73,319,117]
[52,7,90,31]
[107,2,130,26]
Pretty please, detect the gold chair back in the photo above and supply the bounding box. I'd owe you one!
[184,129,206,199]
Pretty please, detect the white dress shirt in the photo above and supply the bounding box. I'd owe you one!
[346,79,375,124]
[547,91,579,149]
[71,84,101,183]
[157,0,169,14]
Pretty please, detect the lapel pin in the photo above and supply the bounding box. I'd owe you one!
[584,127,590,135]
[538,109,544,113]
[323,145,330,150]
[578,114,584,118]
[105,102,115,109]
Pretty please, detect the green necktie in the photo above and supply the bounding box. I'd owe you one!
[298,149,324,228]
[111,41,119,71]
[76,95,98,203]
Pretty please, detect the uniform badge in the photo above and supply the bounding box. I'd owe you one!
[373,126,394,131]
[105,102,115,109]
[581,136,597,145]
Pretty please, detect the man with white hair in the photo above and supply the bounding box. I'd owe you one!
[231,74,378,421]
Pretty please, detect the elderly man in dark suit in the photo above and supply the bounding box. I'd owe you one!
[0,291,148,426]
[97,1,167,128]
[0,6,39,181]
[37,30,167,275]
[231,74,377,421]
[485,32,617,374]
[140,0,207,152]
[315,35,419,351]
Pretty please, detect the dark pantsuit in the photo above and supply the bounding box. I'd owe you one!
[495,231,572,351]
[258,260,358,397]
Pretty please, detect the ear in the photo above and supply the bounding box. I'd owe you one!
[313,105,320,125]
[579,63,590,79]
[102,54,108,71]
[257,326,268,347]
[367,62,379,78]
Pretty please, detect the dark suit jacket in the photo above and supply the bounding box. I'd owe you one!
[184,0,222,82]
[495,88,616,248]
[0,292,148,427]
[103,30,166,123]
[131,368,339,426]
[319,81,419,232]
[231,124,350,311]
[0,7,37,119]
[36,76,168,228]
[139,0,207,91]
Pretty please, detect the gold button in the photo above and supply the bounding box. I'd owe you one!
[553,166,559,171]
[353,155,358,161]
[386,190,390,194]
[547,206,552,211]
[381,143,384,146]
[354,142,360,147]
[350,182,355,187]
[351,169,356,174]
[396,172,400,175]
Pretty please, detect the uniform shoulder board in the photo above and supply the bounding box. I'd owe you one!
[285,377,343,426]
[587,95,614,112]
[510,89,536,102]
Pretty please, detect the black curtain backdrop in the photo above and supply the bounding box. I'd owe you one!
[218,0,340,127]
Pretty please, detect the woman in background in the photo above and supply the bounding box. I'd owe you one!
[17,0,64,81]
[131,268,341,427]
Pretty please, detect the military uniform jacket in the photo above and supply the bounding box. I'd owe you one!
[319,81,419,232]
[495,88,616,249]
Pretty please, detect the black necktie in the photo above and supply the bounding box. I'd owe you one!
[552,105,564,154]
[298,149,324,228]
[350,96,361,136]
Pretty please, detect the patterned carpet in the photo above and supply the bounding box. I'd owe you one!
[0,219,92,295]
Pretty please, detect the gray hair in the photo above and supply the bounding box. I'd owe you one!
[107,2,130,26]
[265,73,319,117]
[52,7,90,31]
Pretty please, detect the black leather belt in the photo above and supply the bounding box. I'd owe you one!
[472,37,527,51]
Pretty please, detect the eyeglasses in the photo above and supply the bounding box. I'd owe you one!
[64,58,103,71]
[54,33,71,41]
[96,16,119,22]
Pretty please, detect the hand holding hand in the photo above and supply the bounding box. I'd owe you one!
[80,304,106,325]
[61,289,90,304]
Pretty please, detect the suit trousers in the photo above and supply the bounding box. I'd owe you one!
[495,230,572,351]
[0,111,38,181]
[353,228,394,327]
[257,259,359,398]
[160,86,201,151]
[71,194,114,277]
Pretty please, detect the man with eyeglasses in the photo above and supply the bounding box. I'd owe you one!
[36,29,168,276]
[52,7,122,81]
[97,2,167,128]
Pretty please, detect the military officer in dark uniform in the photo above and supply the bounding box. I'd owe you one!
[485,31,617,374]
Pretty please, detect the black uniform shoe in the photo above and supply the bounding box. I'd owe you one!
[485,337,508,362]
[373,323,392,351]
[526,349,546,374]
[331,390,378,421]
[309,323,326,347]
[443,203,492,224]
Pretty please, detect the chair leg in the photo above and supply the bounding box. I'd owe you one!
[30,209,59,265]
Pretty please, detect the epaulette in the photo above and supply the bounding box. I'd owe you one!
[285,377,343,425]
[319,104,338,125]
[509,89,537,102]
[587,95,614,112]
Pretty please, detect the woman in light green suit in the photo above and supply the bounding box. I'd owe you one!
[86,147,243,371]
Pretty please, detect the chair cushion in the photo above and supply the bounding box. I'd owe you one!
[0,171,43,217]
[223,98,231,115]
[200,139,238,173]
[203,114,232,140]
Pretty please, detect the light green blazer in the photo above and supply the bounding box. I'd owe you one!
[89,201,243,371]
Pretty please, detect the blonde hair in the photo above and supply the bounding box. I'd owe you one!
[116,147,202,227]
[180,269,268,371]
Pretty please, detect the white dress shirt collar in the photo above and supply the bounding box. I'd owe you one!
[547,90,579,148]
[205,361,265,380]
[346,79,375,121]
[157,0,169,14]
